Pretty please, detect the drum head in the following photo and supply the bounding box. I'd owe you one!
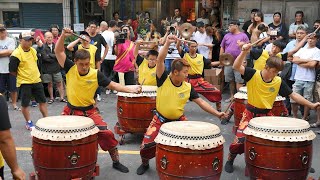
[155,121,225,150]
[116,85,157,97]
[31,116,99,141]
[244,117,316,142]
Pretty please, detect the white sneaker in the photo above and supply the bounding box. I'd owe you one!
[106,89,111,95]
[97,94,102,102]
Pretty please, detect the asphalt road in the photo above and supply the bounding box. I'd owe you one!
[3,91,320,180]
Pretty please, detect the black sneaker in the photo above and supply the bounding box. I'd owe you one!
[310,167,315,173]
[136,164,150,175]
[224,160,234,173]
[112,162,129,173]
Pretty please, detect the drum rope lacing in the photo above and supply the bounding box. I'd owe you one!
[159,129,222,140]
[34,124,97,134]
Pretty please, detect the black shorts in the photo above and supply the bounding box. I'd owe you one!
[0,73,18,93]
[20,83,46,107]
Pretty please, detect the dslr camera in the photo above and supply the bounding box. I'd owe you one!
[115,30,126,44]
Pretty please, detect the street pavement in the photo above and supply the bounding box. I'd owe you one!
[3,90,320,180]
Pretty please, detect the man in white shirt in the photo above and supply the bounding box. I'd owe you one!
[291,34,320,120]
[288,11,309,40]
[101,20,117,94]
[0,24,19,110]
[193,22,212,59]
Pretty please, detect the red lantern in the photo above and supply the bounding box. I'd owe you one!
[97,0,109,8]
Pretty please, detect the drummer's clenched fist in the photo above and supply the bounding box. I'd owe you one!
[130,85,142,94]
[312,102,320,110]
[62,28,73,36]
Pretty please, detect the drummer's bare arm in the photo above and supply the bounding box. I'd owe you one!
[133,40,142,58]
[192,98,225,119]
[233,44,251,75]
[289,92,320,109]
[107,81,141,94]
[156,35,176,78]
[66,38,80,52]
[55,28,72,68]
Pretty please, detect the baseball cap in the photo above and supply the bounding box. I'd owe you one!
[196,21,205,28]
[80,31,90,37]
[0,24,6,31]
[19,31,34,40]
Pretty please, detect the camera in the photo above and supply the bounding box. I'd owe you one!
[169,26,176,35]
[123,29,128,33]
[114,30,126,44]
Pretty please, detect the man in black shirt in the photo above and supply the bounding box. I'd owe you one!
[268,12,288,42]
[87,21,109,101]
[0,94,26,180]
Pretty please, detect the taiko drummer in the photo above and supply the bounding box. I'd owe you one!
[133,40,158,86]
[136,35,227,175]
[55,28,142,173]
[224,42,320,173]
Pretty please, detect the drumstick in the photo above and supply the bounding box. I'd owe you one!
[71,32,89,42]
[141,78,146,85]
[313,26,320,34]
[251,37,267,46]
[224,99,234,113]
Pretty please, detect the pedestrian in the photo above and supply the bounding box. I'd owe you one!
[39,32,66,104]
[9,32,48,130]
[0,24,19,110]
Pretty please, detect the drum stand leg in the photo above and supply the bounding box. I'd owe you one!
[114,122,127,145]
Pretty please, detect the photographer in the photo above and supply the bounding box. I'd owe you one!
[160,22,181,73]
[113,25,136,85]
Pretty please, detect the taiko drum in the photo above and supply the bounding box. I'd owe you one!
[116,85,157,133]
[31,116,99,180]
[155,121,225,180]
[243,117,316,180]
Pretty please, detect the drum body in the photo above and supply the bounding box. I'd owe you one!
[155,121,225,180]
[31,116,100,180]
[156,144,223,180]
[245,135,312,180]
[233,98,246,133]
[244,117,316,180]
[117,85,157,133]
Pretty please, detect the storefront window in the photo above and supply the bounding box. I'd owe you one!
[3,11,20,27]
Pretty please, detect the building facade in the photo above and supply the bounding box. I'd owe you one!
[0,0,319,31]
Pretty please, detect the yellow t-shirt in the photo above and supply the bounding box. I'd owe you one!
[11,45,41,87]
[66,65,99,107]
[247,70,281,109]
[156,75,191,119]
[253,50,282,71]
[184,53,204,75]
[138,59,157,86]
[0,152,4,168]
[77,44,98,69]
